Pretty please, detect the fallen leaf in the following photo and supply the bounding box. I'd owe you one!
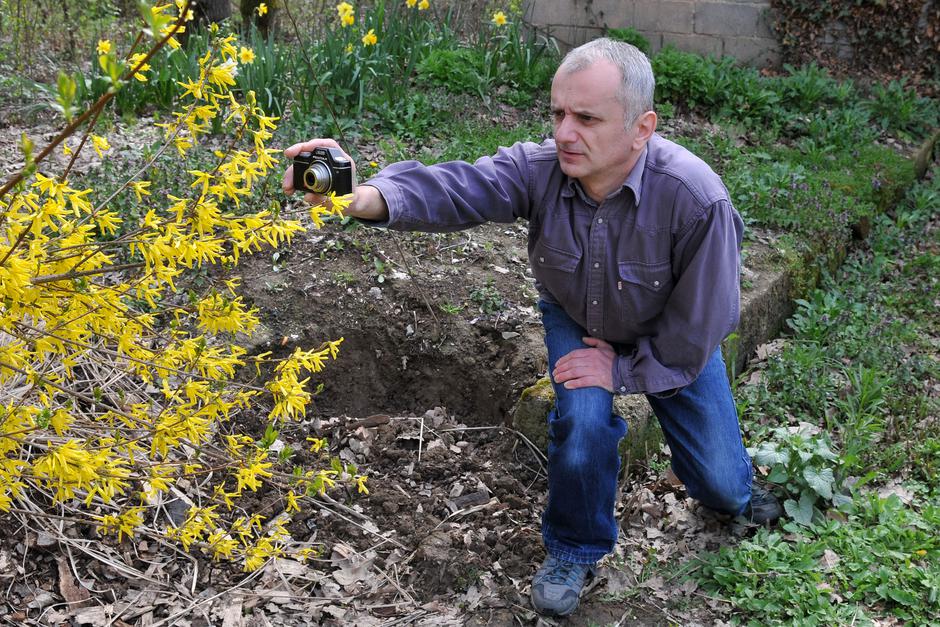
[57,556,91,608]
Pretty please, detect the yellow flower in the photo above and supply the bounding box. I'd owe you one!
[491,11,507,26]
[306,437,328,453]
[256,2,268,16]
[362,29,377,46]
[239,47,255,64]
[336,1,354,26]
[91,135,111,157]
[355,475,369,494]
[127,53,151,82]
[418,0,429,9]
[96,39,111,55]
[130,180,152,202]
[345,43,353,54]
[406,0,416,6]
[369,160,378,167]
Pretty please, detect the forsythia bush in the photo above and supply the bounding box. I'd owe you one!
[0,1,359,571]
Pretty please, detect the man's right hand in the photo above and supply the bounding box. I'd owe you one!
[282,139,389,222]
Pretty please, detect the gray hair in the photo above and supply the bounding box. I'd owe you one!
[557,38,655,127]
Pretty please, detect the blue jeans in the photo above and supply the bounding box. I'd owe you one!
[539,300,753,564]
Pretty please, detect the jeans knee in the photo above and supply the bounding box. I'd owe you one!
[684,463,752,515]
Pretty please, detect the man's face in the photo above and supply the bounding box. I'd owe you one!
[550,59,640,200]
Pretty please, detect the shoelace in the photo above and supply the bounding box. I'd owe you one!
[536,557,588,586]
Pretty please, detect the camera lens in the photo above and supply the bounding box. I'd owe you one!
[303,162,333,193]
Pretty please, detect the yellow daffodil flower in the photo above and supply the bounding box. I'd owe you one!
[256,2,268,16]
[239,47,255,64]
[362,29,377,46]
[406,0,416,6]
[96,39,111,55]
[492,10,507,26]
[418,0,429,9]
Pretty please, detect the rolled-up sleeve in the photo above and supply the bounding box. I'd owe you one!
[612,199,743,395]
[363,143,537,231]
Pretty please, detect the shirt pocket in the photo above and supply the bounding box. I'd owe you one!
[617,260,673,323]
[532,240,581,304]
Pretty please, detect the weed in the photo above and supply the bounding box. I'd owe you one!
[470,281,504,314]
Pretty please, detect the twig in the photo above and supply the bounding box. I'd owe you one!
[417,411,426,464]
[149,566,266,627]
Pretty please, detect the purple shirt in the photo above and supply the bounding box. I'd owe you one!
[365,133,744,395]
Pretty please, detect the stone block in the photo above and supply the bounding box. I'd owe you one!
[695,2,762,37]
[584,0,637,29]
[635,0,694,34]
[721,36,780,66]
[662,32,723,58]
[641,31,664,55]
[511,377,663,466]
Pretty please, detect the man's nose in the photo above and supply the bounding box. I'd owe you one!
[555,116,577,143]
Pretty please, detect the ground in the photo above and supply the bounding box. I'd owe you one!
[0,112,905,626]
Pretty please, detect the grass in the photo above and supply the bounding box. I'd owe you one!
[687,172,940,624]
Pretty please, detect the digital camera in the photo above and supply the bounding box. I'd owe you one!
[292,146,353,196]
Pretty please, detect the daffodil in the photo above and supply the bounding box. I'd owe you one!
[418,0,429,9]
[492,10,507,26]
[336,2,354,26]
[239,47,255,64]
[406,0,416,6]
[256,2,268,16]
[96,39,111,55]
[362,29,377,46]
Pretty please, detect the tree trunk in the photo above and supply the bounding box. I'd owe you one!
[240,0,275,39]
[194,0,232,26]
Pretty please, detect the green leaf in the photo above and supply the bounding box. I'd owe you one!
[887,587,918,606]
[784,492,815,526]
[767,465,789,483]
[55,71,77,122]
[803,466,835,499]
[753,443,789,466]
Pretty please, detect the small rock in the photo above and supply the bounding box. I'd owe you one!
[368,287,382,299]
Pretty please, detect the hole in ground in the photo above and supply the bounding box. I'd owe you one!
[308,322,546,425]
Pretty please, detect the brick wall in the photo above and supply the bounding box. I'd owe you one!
[526,0,780,67]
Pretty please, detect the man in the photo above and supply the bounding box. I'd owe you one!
[284,38,781,617]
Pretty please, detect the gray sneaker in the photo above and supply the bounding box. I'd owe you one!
[530,556,596,616]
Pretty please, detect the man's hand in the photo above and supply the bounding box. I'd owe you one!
[552,337,616,392]
[282,139,389,221]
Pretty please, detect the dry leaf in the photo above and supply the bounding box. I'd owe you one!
[57,556,91,608]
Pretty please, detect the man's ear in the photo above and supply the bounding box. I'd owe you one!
[633,110,657,149]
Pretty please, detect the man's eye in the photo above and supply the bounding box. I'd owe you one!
[578,115,594,122]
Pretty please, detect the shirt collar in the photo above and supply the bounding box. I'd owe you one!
[561,144,649,206]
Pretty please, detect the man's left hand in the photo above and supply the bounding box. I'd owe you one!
[552,337,616,392]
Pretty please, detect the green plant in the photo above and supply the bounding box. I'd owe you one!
[438,302,464,315]
[606,27,650,55]
[748,424,848,526]
[864,78,940,138]
[470,281,504,314]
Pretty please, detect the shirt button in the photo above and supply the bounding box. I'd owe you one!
[593,262,600,268]
[591,328,597,333]
[597,218,603,224]
[653,280,660,287]
[539,256,545,263]
[620,386,627,393]
[592,300,598,305]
